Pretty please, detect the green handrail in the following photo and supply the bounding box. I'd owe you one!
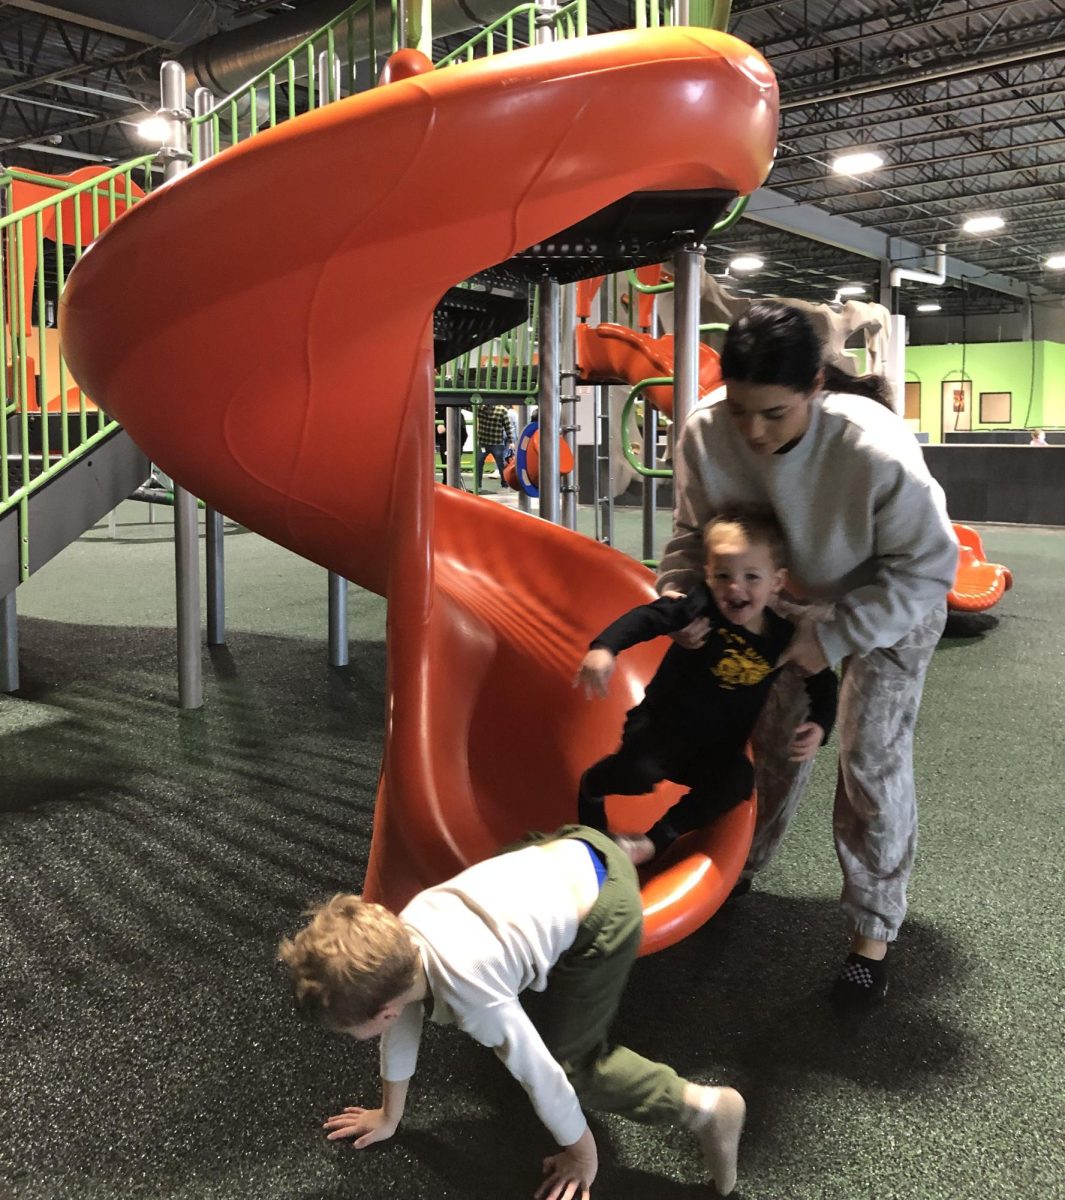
[709,192,748,234]
[436,0,587,68]
[621,379,676,478]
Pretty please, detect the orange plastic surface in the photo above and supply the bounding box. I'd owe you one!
[59,29,775,953]
[576,321,722,416]
[948,522,1013,612]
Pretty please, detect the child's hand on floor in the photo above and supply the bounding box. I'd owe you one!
[575,648,616,698]
[536,1126,598,1200]
[323,1105,398,1148]
[789,721,825,762]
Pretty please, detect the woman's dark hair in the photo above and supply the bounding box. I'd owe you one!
[720,299,895,410]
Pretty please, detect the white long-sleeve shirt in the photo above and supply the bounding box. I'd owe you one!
[658,392,958,666]
[379,844,589,1146]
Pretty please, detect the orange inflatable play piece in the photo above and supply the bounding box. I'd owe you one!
[60,30,776,953]
[948,522,1013,612]
[576,321,722,416]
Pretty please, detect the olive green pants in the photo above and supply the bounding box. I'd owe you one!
[510,825,687,1125]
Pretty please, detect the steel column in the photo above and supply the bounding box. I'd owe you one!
[537,277,561,524]
[671,240,705,437]
[1,591,17,693]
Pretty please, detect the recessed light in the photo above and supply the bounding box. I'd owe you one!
[1046,253,1065,270]
[136,115,170,142]
[916,303,942,313]
[962,214,1004,234]
[837,284,866,296]
[729,255,764,272]
[831,150,884,176]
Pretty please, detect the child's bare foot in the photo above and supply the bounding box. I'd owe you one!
[612,834,655,865]
[681,1083,746,1195]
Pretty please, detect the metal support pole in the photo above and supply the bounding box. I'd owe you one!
[445,406,463,488]
[535,0,557,44]
[328,572,349,666]
[672,238,705,439]
[560,283,578,530]
[317,49,342,106]
[1,591,17,693]
[161,59,202,710]
[595,384,614,546]
[642,404,658,562]
[537,276,561,523]
[517,402,531,513]
[194,86,226,649]
[206,510,225,645]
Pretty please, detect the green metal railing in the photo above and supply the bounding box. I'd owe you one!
[0,157,155,579]
[436,0,587,67]
[189,0,400,163]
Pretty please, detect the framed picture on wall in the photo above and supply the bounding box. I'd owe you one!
[979,391,1011,423]
[904,381,921,420]
[941,378,972,433]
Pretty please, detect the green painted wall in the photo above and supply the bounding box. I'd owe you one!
[906,342,1051,442]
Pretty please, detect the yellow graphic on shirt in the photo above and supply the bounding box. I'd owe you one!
[712,631,771,689]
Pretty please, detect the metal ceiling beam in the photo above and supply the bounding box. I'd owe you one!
[0,1,217,48]
[780,41,1065,111]
[832,176,1065,221]
[743,186,1056,302]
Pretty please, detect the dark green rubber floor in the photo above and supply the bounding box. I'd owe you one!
[1,507,1062,1200]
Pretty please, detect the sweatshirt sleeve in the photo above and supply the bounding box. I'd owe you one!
[815,465,958,665]
[590,591,701,654]
[656,416,715,596]
[803,668,838,740]
[379,1000,425,1082]
[464,1000,588,1147]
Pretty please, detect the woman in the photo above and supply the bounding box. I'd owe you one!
[657,301,957,1004]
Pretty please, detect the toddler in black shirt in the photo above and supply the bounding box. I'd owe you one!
[575,509,837,864]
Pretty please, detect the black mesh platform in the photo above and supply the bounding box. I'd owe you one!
[433,269,531,366]
[499,188,737,282]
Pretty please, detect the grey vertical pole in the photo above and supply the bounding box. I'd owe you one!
[596,384,614,546]
[445,406,463,487]
[328,570,349,667]
[642,404,658,562]
[161,59,202,709]
[560,283,578,530]
[537,276,561,523]
[1,591,17,693]
[193,86,226,649]
[516,401,531,513]
[675,0,691,23]
[672,239,705,438]
[318,47,350,665]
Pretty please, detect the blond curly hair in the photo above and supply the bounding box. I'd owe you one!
[703,508,787,569]
[277,894,419,1030]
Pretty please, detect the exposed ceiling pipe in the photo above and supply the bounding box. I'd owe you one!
[890,244,946,290]
[180,0,515,96]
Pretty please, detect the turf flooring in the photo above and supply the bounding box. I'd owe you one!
[1,506,1062,1200]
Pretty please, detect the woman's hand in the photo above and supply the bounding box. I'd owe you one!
[574,649,616,699]
[788,721,825,762]
[536,1127,598,1200]
[322,1106,398,1149]
[778,619,829,676]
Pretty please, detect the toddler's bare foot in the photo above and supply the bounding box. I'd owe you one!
[612,834,656,865]
[681,1083,746,1195]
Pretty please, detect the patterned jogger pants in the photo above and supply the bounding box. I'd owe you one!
[748,600,947,942]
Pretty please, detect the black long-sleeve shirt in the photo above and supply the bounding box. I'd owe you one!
[591,582,837,749]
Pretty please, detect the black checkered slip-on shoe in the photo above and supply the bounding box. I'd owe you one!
[831,951,889,1005]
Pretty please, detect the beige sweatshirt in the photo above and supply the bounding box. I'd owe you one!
[657,392,958,666]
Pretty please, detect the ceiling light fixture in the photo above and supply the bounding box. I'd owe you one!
[916,303,942,313]
[1046,253,1065,270]
[837,284,866,297]
[136,115,170,142]
[962,214,1004,234]
[729,255,764,272]
[831,150,884,176]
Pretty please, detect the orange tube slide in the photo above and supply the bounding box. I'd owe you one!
[60,29,777,952]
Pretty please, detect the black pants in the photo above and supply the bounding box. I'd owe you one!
[579,713,753,855]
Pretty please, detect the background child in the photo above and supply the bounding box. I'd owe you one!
[278,826,746,1199]
[575,511,837,864]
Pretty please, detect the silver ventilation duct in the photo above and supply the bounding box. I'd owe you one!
[182,0,515,97]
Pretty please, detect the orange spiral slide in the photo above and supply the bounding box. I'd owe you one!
[60,29,777,952]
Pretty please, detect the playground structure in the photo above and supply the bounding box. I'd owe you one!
[948,523,1014,612]
[57,15,777,951]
